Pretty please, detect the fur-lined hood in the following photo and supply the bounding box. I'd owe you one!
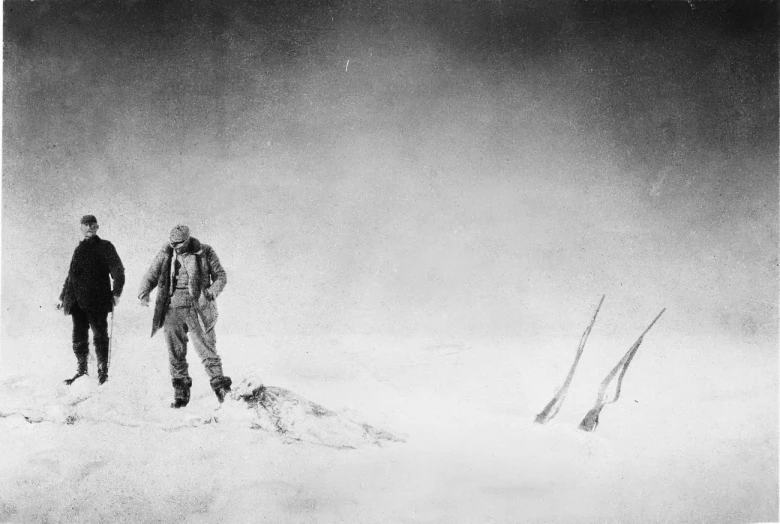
[160,236,205,257]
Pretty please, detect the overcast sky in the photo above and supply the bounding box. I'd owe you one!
[3,0,777,350]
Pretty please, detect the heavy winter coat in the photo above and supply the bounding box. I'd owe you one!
[60,235,125,315]
[138,237,227,338]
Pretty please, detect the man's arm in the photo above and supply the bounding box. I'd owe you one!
[56,274,70,309]
[57,250,76,309]
[205,245,227,299]
[103,241,126,299]
[138,247,166,302]
[59,274,71,302]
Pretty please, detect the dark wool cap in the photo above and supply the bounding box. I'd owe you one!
[80,215,98,225]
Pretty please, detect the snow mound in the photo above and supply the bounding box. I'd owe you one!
[0,374,405,449]
[222,377,406,450]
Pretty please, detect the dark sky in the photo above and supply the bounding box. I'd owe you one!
[3,0,778,343]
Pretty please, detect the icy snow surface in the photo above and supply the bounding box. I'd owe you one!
[0,328,776,524]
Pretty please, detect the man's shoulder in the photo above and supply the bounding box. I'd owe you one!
[200,242,214,252]
[156,243,173,258]
[200,243,220,257]
[190,238,215,255]
[97,238,121,254]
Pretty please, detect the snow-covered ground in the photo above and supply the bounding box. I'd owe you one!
[1,320,776,523]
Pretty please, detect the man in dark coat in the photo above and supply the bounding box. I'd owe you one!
[138,224,232,408]
[57,215,125,385]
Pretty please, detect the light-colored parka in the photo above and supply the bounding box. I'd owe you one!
[138,237,226,337]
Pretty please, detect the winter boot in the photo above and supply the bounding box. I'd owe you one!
[64,354,88,385]
[97,357,109,385]
[171,377,193,409]
[210,376,232,403]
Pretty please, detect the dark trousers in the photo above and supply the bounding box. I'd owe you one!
[71,303,110,362]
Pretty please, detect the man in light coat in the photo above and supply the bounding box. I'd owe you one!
[138,225,232,408]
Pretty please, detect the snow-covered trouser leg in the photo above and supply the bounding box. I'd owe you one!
[184,307,224,379]
[163,306,224,380]
[163,306,191,380]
